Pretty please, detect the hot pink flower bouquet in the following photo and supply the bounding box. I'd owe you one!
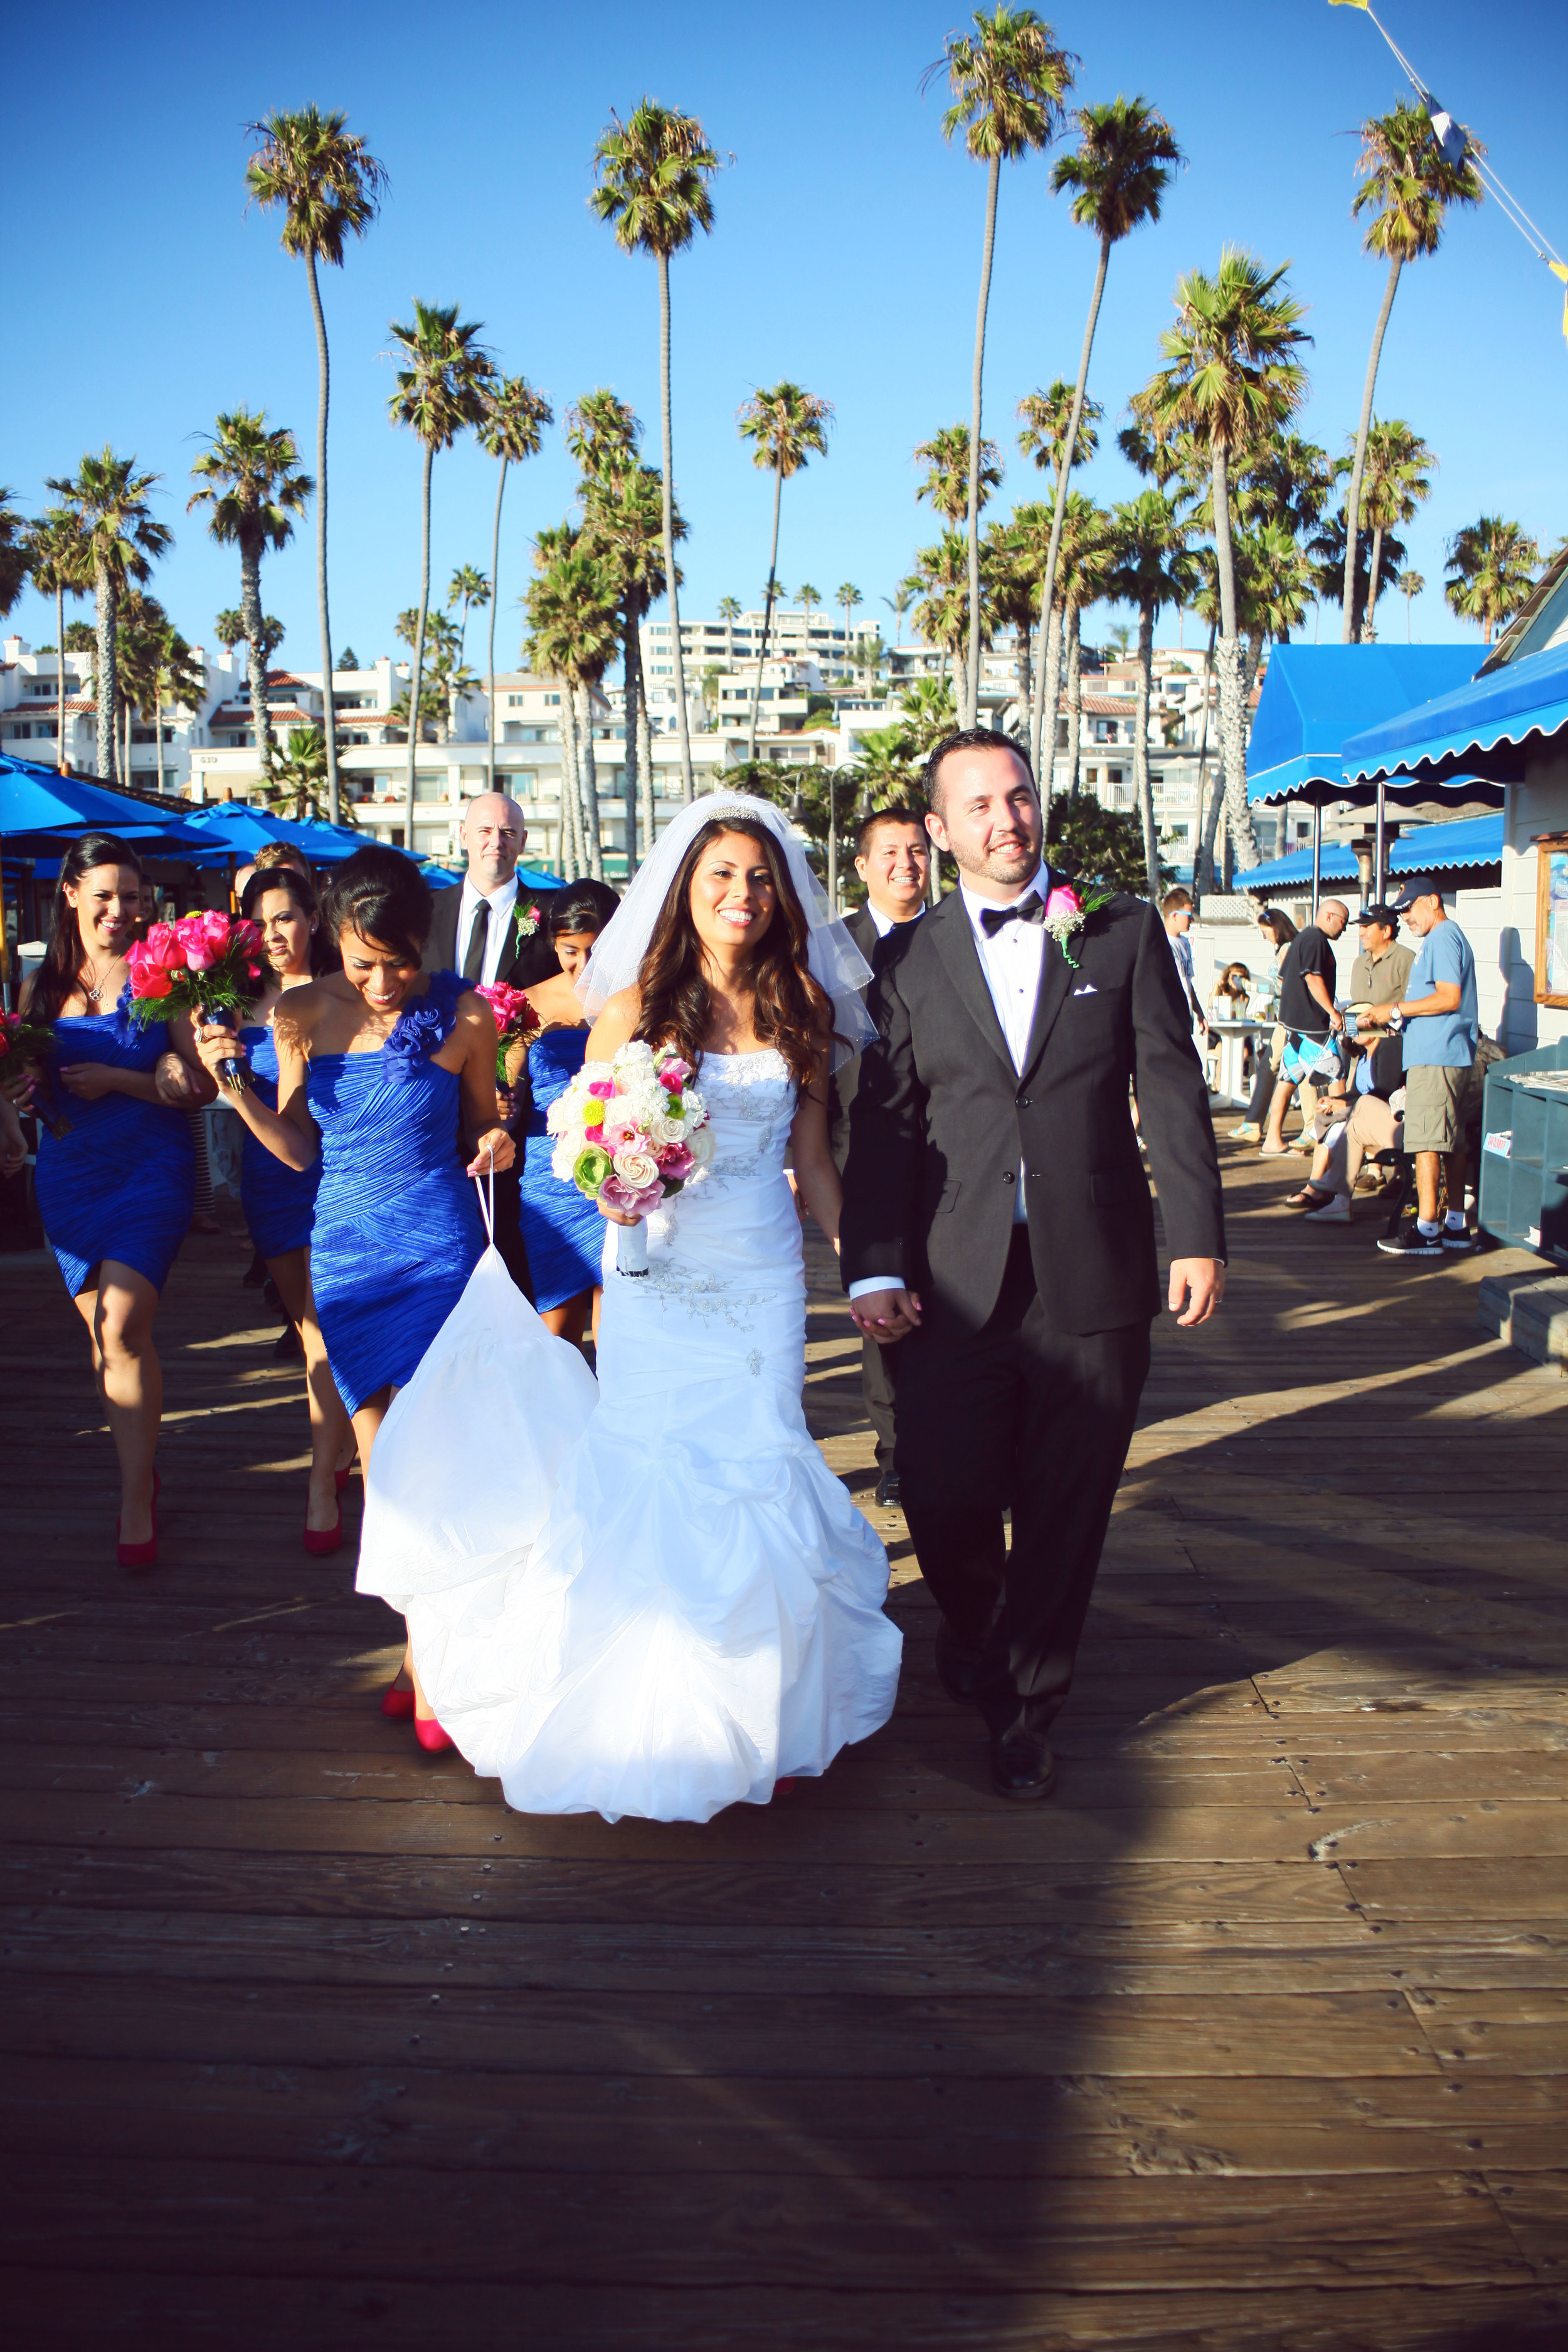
[125,911,266,1091]
[473,979,541,1086]
[548,1039,714,1275]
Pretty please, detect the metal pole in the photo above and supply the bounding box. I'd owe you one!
[1311,800,1322,923]
[1373,777,1386,905]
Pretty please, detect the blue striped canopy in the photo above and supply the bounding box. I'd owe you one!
[1342,637,1568,787]
[1239,812,1503,894]
[1246,645,1486,807]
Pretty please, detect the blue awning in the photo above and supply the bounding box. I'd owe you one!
[1246,645,1485,807]
[0,751,209,854]
[1239,812,1504,894]
[1342,637,1568,787]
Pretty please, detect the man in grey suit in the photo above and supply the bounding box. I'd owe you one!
[829,807,931,1508]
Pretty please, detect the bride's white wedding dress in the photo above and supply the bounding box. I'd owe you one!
[357,1046,903,1823]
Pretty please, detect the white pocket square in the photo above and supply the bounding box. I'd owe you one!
[1073,983,1097,995]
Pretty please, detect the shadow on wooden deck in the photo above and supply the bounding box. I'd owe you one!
[1,1121,1563,2347]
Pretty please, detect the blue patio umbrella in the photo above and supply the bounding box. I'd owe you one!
[0,751,211,857]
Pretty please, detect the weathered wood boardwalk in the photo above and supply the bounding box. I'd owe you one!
[2,1125,1564,2348]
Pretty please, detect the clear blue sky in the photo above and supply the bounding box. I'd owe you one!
[7,0,1564,670]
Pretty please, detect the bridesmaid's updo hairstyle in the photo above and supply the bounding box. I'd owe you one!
[549,879,620,939]
[635,816,835,1090]
[322,845,433,964]
[34,832,144,1022]
[241,862,334,977]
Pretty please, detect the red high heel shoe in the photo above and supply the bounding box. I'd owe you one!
[303,1495,343,1556]
[117,1470,160,1569]
[335,1461,356,1494]
[381,1683,415,1720]
[414,1715,455,1754]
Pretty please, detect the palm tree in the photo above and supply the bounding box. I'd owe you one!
[1029,93,1183,776]
[1000,502,1055,717]
[1444,517,1539,644]
[1110,487,1194,898]
[26,510,93,771]
[1145,248,1310,874]
[735,382,832,761]
[1396,567,1424,641]
[915,423,1001,527]
[446,564,490,667]
[1355,420,1436,640]
[477,372,553,795]
[795,583,820,624]
[120,611,202,800]
[1054,496,1115,797]
[388,299,497,846]
[836,585,862,682]
[591,98,721,805]
[882,582,914,645]
[717,593,741,664]
[932,6,1076,727]
[911,531,975,682]
[1341,101,1481,641]
[265,726,352,825]
[525,541,623,879]
[45,449,172,783]
[246,107,388,822]
[1017,380,1103,474]
[0,490,26,619]
[188,406,313,783]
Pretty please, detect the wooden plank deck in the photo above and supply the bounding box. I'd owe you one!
[2,1124,1565,2348]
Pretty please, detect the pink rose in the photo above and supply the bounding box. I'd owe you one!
[200,909,232,950]
[586,1079,617,1101]
[1045,886,1082,923]
[600,1173,664,1219]
[129,962,173,1001]
[657,1057,692,1091]
[656,1142,695,1180]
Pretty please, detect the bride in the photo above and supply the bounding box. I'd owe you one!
[358,795,903,1823]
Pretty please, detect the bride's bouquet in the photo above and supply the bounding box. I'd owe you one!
[548,1039,714,1276]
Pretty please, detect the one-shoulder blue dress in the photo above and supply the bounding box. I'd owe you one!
[305,970,484,1417]
[35,995,195,1298]
[238,1021,319,1260]
[517,1028,605,1312]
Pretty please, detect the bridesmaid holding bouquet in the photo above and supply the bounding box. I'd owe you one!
[9,834,213,1565]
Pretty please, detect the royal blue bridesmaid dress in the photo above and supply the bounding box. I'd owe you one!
[238,1021,319,1260]
[35,994,195,1298]
[305,970,485,1416]
[517,1027,605,1313]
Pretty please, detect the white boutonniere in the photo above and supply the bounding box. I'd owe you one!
[512,901,542,947]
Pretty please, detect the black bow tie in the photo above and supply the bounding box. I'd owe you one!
[978,895,1046,938]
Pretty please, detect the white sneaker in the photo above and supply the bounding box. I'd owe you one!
[1303,1194,1350,1224]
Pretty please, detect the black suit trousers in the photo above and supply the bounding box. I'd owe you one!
[861,1328,900,1471]
[895,1227,1150,1742]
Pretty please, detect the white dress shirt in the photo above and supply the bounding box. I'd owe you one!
[849,872,1046,1298]
[865,898,919,940]
[457,874,519,989]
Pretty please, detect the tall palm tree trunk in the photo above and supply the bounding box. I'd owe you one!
[485,457,507,798]
[1015,618,1032,735]
[305,250,341,824]
[1193,616,1220,894]
[1064,607,1083,793]
[635,636,656,860]
[403,446,434,848]
[55,581,66,773]
[94,566,116,781]
[962,150,1001,732]
[576,682,605,879]
[558,685,584,878]
[747,462,784,762]
[620,615,641,876]
[1029,231,1111,775]
[657,252,695,802]
[240,541,275,781]
[1134,599,1158,903]
[826,767,839,916]
[153,680,164,798]
[122,697,132,797]
[1341,254,1402,644]
[1365,524,1385,640]
[1210,444,1258,871]
[1037,601,1062,798]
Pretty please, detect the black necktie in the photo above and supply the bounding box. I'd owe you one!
[978,895,1046,938]
[462,898,490,981]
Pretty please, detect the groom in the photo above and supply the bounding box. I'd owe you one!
[840,729,1225,1799]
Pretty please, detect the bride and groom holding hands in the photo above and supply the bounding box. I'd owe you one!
[358,726,1225,1821]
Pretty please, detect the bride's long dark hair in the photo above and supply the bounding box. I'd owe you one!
[635,817,836,1088]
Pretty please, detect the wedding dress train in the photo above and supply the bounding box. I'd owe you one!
[357,1047,902,1823]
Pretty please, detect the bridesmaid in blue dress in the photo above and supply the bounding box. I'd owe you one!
[235,863,355,1552]
[507,879,621,1348]
[10,834,213,1565]
[196,846,512,1745]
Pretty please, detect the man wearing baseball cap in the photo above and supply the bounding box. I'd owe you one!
[1350,903,1414,1010]
[1357,877,1478,1258]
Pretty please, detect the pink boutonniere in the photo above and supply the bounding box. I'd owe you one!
[1042,879,1115,971]
[512,901,542,946]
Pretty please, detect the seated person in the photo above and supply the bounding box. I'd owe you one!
[1286,1031,1406,1225]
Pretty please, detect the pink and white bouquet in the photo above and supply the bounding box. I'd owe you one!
[547,1038,713,1276]
[125,911,266,1091]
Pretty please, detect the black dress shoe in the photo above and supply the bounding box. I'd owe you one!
[990,1730,1057,1801]
[933,1621,985,1710]
[874,1471,902,1510]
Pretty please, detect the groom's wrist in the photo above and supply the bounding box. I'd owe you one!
[848,1276,903,1300]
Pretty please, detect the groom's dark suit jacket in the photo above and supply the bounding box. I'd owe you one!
[840,873,1224,1338]
[423,882,564,990]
